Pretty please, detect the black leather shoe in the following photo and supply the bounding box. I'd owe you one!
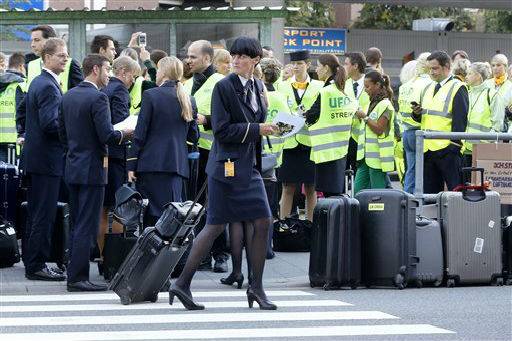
[213,259,228,273]
[26,267,66,281]
[247,287,277,310]
[50,266,65,275]
[220,273,244,289]
[67,281,108,292]
[169,284,205,310]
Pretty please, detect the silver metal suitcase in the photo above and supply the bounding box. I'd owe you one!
[437,168,503,287]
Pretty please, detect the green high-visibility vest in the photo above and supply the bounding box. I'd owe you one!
[264,90,288,167]
[185,73,224,151]
[421,78,465,152]
[356,98,395,172]
[344,77,370,141]
[27,58,72,93]
[278,78,323,148]
[183,77,193,94]
[129,76,144,115]
[0,82,23,143]
[398,75,432,132]
[462,86,494,153]
[309,84,357,164]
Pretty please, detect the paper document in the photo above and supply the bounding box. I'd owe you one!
[271,111,306,139]
[114,115,138,131]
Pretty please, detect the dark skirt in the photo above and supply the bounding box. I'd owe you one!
[315,157,347,194]
[136,172,184,219]
[207,168,271,225]
[104,158,126,208]
[278,145,316,184]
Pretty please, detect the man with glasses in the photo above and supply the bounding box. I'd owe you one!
[23,38,69,281]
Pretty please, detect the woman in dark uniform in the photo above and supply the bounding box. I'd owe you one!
[305,54,357,196]
[170,37,278,311]
[127,57,199,225]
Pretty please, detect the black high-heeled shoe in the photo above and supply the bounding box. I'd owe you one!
[246,287,277,310]
[220,273,244,289]
[169,284,205,310]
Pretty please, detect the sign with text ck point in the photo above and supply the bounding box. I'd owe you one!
[284,27,347,55]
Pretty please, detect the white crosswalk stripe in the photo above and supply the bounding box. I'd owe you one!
[1,289,455,340]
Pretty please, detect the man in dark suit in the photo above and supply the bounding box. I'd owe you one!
[23,38,68,281]
[59,54,134,292]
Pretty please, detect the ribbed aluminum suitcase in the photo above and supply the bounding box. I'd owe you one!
[437,168,503,286]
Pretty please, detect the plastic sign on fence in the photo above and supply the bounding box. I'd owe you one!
[284,27,347,55]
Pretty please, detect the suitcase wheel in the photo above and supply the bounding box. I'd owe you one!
[323,283,333,291]
[505,278,512,286]
[309,282,315,288]
[446,278,456,288]
[350,280,358,290]
[120,295,132,305]
[149,293,159,303]
[394,274,405,290]
[433,279,442,287]
[415,279,423,289]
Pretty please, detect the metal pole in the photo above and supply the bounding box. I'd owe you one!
[414,130,512,215]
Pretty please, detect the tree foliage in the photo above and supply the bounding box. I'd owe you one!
[484,10,512,33]
[353,4,474,31]
[285,0,335,28]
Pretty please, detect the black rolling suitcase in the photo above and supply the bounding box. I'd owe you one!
[0,145,20,226]
[309,195,360,289]
[356,189,420,289]
[109,182,207,305]
[0,219,19,267]
[20,202,70,269]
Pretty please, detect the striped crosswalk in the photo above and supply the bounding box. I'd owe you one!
[0,288,455,340]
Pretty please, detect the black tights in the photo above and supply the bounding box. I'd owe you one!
[174,217,272,296]
[228,222,253,280]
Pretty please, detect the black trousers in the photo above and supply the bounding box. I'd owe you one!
[424,148,463,194]
[24,173,61,274]
[346,137,358,173]
[197,147,228,261]
[67,184,104,283]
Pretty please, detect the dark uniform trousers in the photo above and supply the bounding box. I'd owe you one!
[25,173,61,274]
[67,184,104,283]
[423,147,462,194]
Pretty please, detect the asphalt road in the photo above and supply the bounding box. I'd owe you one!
[1,252,511,341]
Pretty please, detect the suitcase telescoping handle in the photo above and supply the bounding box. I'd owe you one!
[183,180,208,227]
[345,170,354,197]
[460,167,486,202]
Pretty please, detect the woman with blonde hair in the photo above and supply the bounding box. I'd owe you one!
[213,49,232,76]
[127,56,199,225]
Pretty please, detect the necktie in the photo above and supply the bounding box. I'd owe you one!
[353,82,359,97]
[434,82,442,96]
[245,80,258,112]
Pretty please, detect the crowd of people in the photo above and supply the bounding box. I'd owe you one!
[1,24,512,308]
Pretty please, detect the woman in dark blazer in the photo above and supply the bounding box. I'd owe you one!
[127,56,199,225]
[170,37,278,311]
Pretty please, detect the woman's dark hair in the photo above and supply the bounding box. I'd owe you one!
[229,37,263,59]
[318,53,346,91]
[365,70,393,100]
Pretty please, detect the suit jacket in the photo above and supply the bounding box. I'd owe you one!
[206,73,267,187]
[24,70,64,176]
[127,80,199,178]
[59,82,122,185]
[101,77,130,159]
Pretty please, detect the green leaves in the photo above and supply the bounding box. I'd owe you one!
[285,0,335,28]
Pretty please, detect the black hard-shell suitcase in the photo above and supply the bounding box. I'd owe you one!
[0,220,20,267]
[20,201,70,269]
[109,182,207,305]
[0,158,20,226]
[356,189,420,289]
[416,217,443,286]
[309,195,360,290]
